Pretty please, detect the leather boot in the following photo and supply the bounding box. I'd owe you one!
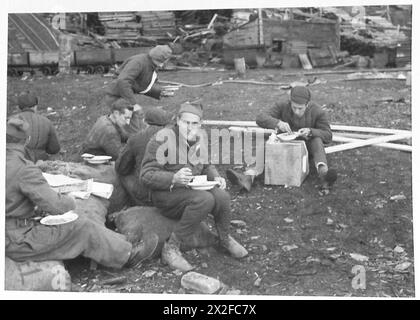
[161,233,194,272]
[226,169,253,192]
[125,232,159,268]
[220,235,248,259]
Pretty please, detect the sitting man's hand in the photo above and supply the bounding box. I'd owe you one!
[214,176,226,190]
[172,167,193,185]
[298,128,311,139]
[276,120,292,133]
[133,104,143,113]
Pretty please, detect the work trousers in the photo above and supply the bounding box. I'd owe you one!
[151,187,231,244]
[6,215,132,269]
[305,137,328,170]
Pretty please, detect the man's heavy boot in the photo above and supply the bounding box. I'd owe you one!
[125,232,159,268]
[220,235,248,259]
[161,233,194,272]
[318,164,338,195]
[226,169,254,192]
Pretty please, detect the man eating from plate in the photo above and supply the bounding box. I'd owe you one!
[6,117,158,269]
[140,102,248,271]
[256,86,337,193]
[81,98,143,160]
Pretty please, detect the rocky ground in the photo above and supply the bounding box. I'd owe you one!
[6,67,413,297]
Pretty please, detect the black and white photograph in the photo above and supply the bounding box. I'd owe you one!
[2,0,416,300]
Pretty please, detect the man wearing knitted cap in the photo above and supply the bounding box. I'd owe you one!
[114,108,171,207]
[140,102,248,271]
[15,91,61,162]
[103,45,173,113]
[81,98,144,160]
[5,117,159,270]
[256,86,337,193]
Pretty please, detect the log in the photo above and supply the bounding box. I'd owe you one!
[333,136,412,152]
[325,133,411,154]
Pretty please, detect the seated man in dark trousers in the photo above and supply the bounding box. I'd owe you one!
[6,117,158,269]
[15,91,61,162]
[256,86,337,193]
[81,99,143,160]
[115,108,170,206]
[140,102,248,271]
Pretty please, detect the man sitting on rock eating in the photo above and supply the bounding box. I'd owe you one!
[140,102,248,272]
[6,117,158,269]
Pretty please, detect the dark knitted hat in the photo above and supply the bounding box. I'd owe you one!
[6,117,30,140]
[290,86,311,105]
[144,108,170,126]
[17,92,38,109]
[178,102,203,119]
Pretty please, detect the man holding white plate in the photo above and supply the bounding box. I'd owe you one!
[6,117,158,270]
[140,102,248,272]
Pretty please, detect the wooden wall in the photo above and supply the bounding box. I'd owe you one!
[223,18,340,52]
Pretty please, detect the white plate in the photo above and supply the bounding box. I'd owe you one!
[188,181,219,190]
[81,153,95,159]
[86,155,112,164]
[40,211,79,226]
[277,132,299,141]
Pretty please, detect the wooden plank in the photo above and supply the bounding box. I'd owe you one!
[333,136,412,152]
[325,133,411,154]
[203,120,412,135]
[298,53,313,70]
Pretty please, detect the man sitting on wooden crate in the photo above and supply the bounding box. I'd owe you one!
[5,117,158,270]
[256,86,337,194]
[140,102,248,272]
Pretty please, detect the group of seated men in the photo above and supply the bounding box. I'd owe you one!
[5,44,337,274]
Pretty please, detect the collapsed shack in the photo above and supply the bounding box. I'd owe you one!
[221,6,411,70]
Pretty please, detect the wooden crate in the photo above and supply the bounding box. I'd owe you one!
[264,140,309,187]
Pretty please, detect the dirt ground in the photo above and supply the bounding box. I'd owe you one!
[6,67,413,297]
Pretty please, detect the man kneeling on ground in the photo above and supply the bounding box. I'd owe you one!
[140,102,248,271]
[6,117,158,269]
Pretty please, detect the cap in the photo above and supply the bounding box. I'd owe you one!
[290,86,311,105]
[149,45,173,64]
[144,108,170,126]
[6,117,30,140]
[17,92,38,109]
[178,102,203,119]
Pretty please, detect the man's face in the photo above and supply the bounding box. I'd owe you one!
[177,112,201,141]
[113,108,133,126]
[152,58,169,69]
[291,101,308,118]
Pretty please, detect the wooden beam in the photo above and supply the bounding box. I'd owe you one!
[325,133,411,154]
[280,67,411,77]
[333,136,412,152]
[204,120,411,135]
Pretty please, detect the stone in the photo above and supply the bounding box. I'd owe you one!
[181,272,221,294]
